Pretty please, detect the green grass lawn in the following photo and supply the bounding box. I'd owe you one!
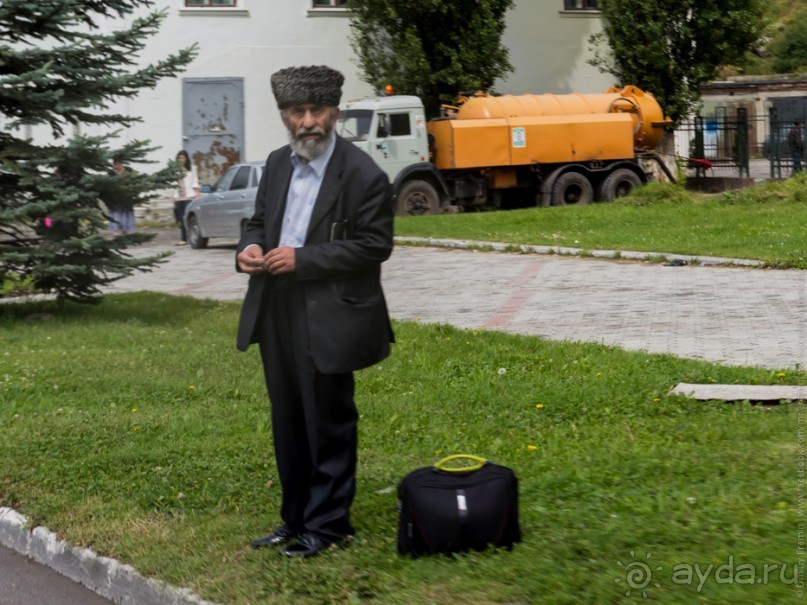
[1,293,803,604]
[394,178,807,268]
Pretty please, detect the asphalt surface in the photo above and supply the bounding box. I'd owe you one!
[0,547,114,605]
[3,228,806,605]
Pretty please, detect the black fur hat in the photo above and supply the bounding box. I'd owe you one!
[271,65,345,109]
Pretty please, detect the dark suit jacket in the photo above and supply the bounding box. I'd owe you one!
[236,136,395,374]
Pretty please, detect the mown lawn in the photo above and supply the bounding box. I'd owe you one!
[0,293,803,604]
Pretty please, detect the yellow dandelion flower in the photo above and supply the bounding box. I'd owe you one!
[595,372,603,377]
[131,407,138,413]
[777,372,786,377]
[535,404,544,409]
[527,445,538,451]
[188,385,196,391]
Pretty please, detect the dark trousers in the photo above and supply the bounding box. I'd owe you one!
[174,199,190,241]
[258,280,358,542]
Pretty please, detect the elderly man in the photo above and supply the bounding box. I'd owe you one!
[235,65,395,557]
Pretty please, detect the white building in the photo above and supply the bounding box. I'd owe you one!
[83,1,612,184]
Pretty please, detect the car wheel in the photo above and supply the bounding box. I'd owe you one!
[187,215,208,249]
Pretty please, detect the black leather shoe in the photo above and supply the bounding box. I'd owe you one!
[250,525,295,549]
[279,532,331,558]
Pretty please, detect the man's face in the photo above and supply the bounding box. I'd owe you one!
[282,104,339,161]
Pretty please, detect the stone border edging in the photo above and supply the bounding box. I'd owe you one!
[393,236,765,267]
[0,507,220,605]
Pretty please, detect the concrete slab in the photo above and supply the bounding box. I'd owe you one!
[670,382,807,402]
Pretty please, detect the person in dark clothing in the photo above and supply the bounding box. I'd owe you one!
[106,160,137,234]
[235,65,395,558]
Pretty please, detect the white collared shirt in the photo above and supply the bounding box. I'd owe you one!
[278,133,336,248]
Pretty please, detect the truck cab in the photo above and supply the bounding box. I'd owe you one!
[338,95,429,183]
[338,96,448,216]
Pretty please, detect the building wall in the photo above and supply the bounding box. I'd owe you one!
[498,3,611,95]
[36,1,613,183]
[93,1,374,177]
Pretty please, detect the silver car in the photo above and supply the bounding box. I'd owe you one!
[184,161,264,249]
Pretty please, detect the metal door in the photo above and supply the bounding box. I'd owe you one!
[182,78,245,186]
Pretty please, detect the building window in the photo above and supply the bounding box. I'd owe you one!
[563,0,599,10]
[185,0,237,6]
[312,0,347,7]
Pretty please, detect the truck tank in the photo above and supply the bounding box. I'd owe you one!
[428,86,669,171]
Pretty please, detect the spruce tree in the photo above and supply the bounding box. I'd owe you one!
[0,0,196,303]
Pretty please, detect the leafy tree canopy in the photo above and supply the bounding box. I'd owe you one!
[589,0,767,125]
[0,0,196,303]
[348,0,514,117]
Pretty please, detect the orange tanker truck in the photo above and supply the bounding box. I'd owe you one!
[337,85,673,216]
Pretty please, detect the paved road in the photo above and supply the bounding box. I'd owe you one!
[107,235,806,370]
[0,546,114,605]
[4,233,805,605]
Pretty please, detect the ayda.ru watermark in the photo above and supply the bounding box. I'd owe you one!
[615,551,803,599]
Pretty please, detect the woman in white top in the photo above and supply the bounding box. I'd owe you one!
[173,149,200,245]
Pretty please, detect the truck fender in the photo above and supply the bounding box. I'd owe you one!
[392,163,451,204]
[592,160,647,182]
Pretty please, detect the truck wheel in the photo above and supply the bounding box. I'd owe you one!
[397,180,440,216]
[551,172,593,206]
[599,168,643,202]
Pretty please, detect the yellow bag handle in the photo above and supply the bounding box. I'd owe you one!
[434,454,487,473]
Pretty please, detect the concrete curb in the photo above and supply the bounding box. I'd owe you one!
[0,507,221,605]
[393,236,766,267]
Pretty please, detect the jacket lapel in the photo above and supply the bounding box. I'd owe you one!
[266,148,293,246]
[306,138,346,239]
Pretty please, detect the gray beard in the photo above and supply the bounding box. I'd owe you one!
[288,130,330,161]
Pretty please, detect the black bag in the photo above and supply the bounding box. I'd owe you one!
[397,454,521,557]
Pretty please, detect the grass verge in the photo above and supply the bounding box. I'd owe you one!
[394,178,807,268]
[0,293,804,604]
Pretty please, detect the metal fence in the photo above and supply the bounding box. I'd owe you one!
[674,106,806,180]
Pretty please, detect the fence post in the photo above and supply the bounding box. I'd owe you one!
[692,116,705,177]
[736,108,749,178]
[769,106,781,179]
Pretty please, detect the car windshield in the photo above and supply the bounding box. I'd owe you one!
[336,109,373,142]
[213,166,238,192]
[205,164,262,193]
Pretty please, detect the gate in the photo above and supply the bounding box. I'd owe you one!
[767,104,807,179]
[182,77,245,186]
